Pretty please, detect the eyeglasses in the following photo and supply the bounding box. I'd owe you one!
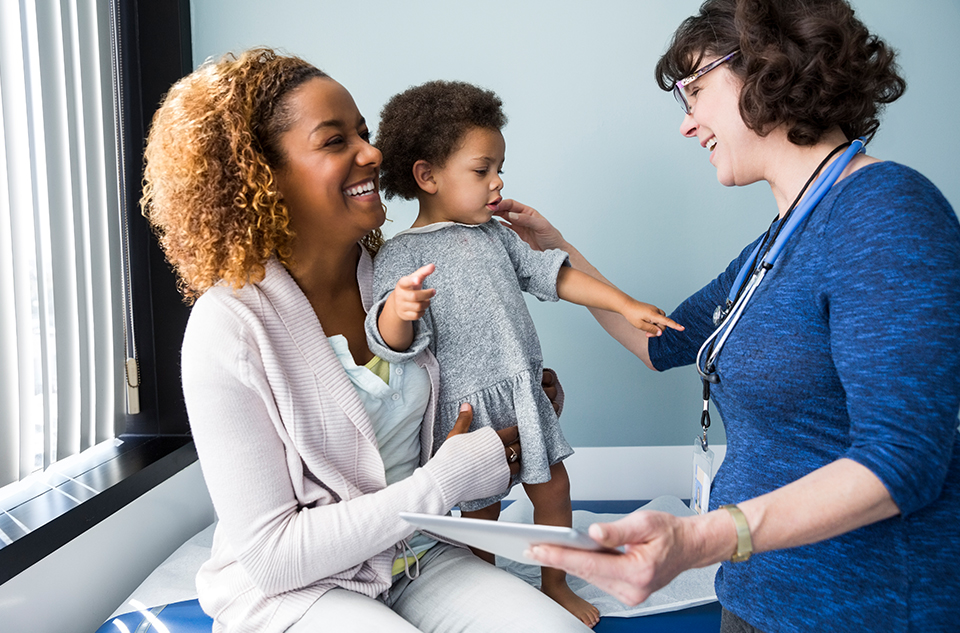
[673,50,739,115]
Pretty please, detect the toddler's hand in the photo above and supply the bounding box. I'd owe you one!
[390,263,436,322]
[621,301,684,337]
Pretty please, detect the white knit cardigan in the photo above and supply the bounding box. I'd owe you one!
[182,247,510,633]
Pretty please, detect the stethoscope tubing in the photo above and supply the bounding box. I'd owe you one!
[763,139,865,264]
[696,138,866,383]
[697,266,767,380]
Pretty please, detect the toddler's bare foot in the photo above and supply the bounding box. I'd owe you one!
[542,575,600,628]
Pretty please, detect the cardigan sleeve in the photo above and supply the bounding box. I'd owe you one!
[183,295,510,597]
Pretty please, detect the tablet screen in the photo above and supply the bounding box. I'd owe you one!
[399,512,621,565]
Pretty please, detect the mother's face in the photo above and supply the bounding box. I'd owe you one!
[274,77,385,247]
[678,63,769,188]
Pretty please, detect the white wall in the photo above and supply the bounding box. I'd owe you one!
[0,462,214,633]
[504,444,727,501]
[190,0,960,447]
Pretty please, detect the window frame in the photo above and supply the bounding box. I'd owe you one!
[0,0,195,586]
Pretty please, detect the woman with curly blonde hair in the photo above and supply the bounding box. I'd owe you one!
[142,48,590,633]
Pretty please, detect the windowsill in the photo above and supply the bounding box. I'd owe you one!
[0,436,197,586]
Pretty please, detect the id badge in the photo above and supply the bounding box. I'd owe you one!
[690,438,715,515]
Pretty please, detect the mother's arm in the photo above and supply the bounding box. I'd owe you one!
[495,199,656,370]
[183,301,513,597]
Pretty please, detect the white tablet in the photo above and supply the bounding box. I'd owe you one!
[399,512,621,565]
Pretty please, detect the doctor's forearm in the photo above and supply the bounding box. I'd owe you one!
[559,240,655,369]
[732,458,900,555]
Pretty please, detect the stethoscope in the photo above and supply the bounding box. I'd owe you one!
[695,137,866,450]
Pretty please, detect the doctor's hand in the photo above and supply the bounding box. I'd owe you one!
[526,510,708,607]
[494,199,567,252]
[446,403,521,477]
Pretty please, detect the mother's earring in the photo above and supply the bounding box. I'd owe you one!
[382,202,393,222]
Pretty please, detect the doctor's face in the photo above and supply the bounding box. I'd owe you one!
[677,63,767,188]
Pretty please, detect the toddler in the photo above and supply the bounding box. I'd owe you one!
[364,80,681,627]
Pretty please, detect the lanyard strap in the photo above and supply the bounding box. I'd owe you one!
[695,138,865,449]
[722,138,865,308]
[761,138,865,266]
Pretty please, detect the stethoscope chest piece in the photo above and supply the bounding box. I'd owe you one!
[713,302,731,327]
[694,137,866,449]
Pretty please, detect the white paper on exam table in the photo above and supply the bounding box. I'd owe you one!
[108,496,716,620]
[496,496,719,618]
[399,512,622,565]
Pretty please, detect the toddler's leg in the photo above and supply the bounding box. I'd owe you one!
[522,462,601,628]
[460,501,501,564]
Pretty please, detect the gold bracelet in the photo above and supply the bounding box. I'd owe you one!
[720,504,752,563]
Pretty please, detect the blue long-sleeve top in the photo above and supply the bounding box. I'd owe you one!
[648,162,960,632]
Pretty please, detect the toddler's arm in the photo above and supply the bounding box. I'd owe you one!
[378,263,436,351]
[557,267,683,337]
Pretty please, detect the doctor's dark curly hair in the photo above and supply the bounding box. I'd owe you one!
[655,0,906,145]
[376,80,507,200]
[141,47,383,302]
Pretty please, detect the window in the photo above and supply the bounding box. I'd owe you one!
[0,0,126,494]
[0,0,194,583]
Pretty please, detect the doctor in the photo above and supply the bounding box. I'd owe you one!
[504,0,960,631]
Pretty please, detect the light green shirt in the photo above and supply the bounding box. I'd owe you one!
[327,335,437,574]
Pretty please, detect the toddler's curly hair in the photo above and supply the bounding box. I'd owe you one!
[655,0,905,145]
[141,47,383,302]
[376,80,507,200]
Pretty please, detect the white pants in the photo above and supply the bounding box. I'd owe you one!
[286,544,592,632]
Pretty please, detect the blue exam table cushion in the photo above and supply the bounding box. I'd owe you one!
[97,498,720,632]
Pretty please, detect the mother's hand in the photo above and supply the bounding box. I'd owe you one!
[494,199,566,252]
[542,368,563,416]
[527,510,700,607]
[446,403,522,477]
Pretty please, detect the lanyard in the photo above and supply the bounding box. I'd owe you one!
[695,138,866,449]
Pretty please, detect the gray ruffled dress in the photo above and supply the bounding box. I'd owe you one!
[364,220,574,510]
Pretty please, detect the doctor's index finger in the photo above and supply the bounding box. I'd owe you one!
[526,542,621,585]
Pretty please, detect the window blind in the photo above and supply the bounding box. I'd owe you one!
[0,0,124,489]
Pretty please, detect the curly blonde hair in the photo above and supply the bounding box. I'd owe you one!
[141,47,383,302]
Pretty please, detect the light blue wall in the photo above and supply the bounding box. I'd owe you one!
[191,0,959,447]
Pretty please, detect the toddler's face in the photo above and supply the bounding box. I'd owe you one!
[430,127,505,225]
